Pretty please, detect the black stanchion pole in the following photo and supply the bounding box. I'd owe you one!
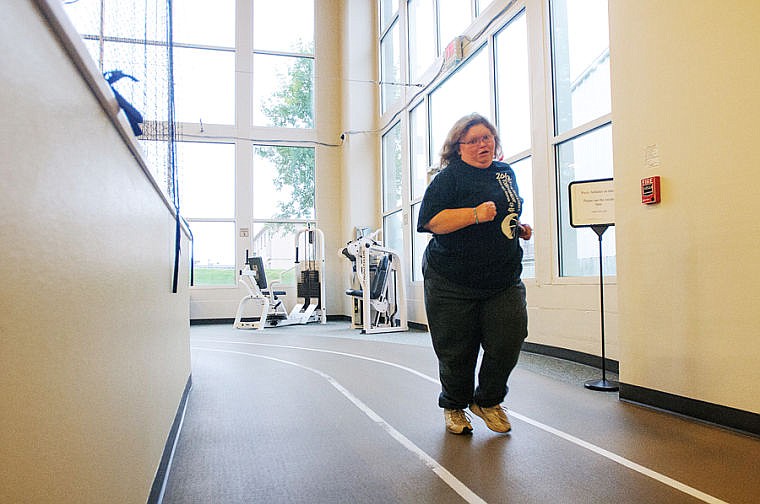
[585,225,619,392]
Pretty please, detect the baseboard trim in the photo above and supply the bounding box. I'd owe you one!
[408,321,428,331]
[619,383,759,438]
[521,341,619,374]
[148,374,192,504]
[190,316,427,330]
[190,318,234,325]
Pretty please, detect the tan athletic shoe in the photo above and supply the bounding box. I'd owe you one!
[470,403,511,433]
[444,408,473,434]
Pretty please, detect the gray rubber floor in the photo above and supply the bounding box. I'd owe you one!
[161,322,759,504]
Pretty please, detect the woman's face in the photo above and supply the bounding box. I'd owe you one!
[458,123,496,168]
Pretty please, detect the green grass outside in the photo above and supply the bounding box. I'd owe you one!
[193,267,295,286]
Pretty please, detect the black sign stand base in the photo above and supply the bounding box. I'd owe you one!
[584,225,619,392]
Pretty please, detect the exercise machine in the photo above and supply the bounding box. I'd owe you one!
[234,226,327,330]
[341,228,408,334]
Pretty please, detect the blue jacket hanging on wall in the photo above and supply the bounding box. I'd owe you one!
[104,70,143,136]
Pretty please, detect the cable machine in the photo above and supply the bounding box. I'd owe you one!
[341,228,408,334]
[234,226,326,330]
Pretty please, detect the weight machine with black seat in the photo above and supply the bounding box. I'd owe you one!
[341,229,408,334]
[234,226,326,330]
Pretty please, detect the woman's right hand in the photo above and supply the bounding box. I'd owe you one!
[475,201,497,223]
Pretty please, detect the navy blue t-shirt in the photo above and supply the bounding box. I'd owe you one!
[417,158,524,290]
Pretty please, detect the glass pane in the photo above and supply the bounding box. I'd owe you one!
[173,0,235,47]
[173,47,235,125]
[477,0,496,15]
[510,157,535,278]
[62,1,100,36]
[103,41,170,122]
[102,2,166,41]
[253,146,315,220]
[251,223,304,285]
[411,203,427,282]
[253,0,314,53]
[253,54,314,128]
[438,0,472,50]
[429,48,490,167]
[381,20,401,114]
[557,125,615,277]
[383,210,404,259]
[191,221,236,286]
[380,0,400,33]
[408,0,437,82]
[382,123,403,212]
[409,102,428,200]
[177,142,235,219]
[495,12,531,158]
[551,0,611,134]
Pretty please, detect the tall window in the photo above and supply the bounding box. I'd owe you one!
[495,11,530,158]
[551,0,613,277]
[172,1,237,288]
[409,102,428,282]
[382,122,404,256]
[380,11,402,114]
[178,142,236,285]
[511,157,535,277]
[252,0,315,128]
[495,10,534,277]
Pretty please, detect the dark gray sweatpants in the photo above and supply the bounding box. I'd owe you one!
[423,262,527,410]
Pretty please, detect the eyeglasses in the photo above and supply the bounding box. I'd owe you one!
[459,134,494,146]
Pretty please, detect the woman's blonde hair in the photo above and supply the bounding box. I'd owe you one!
[439,113,502,168]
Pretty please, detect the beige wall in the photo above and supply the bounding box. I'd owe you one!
[338,0,382,315]
[0,2,191,502]
[610,0,760,413]
[315,0,350,317]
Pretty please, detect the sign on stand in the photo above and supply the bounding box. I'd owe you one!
[568,178,618,392]
[569,178,615,228]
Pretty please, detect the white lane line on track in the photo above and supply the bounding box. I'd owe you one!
[196,340,440,384]
[194,347,487,504]
[194,340,731,504]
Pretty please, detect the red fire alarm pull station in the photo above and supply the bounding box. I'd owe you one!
[641,176,661,204]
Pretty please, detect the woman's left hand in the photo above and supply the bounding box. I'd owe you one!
[518,223,533,240]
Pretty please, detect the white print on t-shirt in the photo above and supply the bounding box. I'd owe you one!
[501,213,519,239]
[495,172,521,238]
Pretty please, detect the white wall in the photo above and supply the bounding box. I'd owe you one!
[0,2,191,502]
[610,0,760,413]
